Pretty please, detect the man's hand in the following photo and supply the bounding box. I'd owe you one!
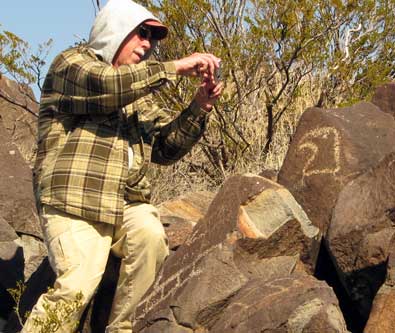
[194,78,224,112]
[174,53,221,81]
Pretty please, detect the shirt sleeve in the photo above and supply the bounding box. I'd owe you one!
[40,47,177,116]
[136,94,210,165]
[152,99,209,165]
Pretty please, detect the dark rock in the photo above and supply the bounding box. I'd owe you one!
[133,174,324,332]
[0,217,24,289]
[0,122,41,238]
[209,276,348,333]
[278,102,395,235]
[327,152,395,318]
[371,82,395,117]
[0,75,38,164]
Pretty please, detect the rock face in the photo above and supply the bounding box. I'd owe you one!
[327,152,395,317]
[356,223,395,333]
[132,174,340,332]
[371,82,395,117]
[0,122,41,238]
[0,75,38,164]
[159,191,215,251]
[207,276,348,333]
[278,102,395,235]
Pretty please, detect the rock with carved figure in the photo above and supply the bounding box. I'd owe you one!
[278,102,395,235]
[132,174,348,332]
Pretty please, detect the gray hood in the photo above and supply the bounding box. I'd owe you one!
[88,0,161,64]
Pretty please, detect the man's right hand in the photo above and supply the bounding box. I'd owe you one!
[174,53,221,82]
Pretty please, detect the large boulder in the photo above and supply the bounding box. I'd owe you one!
[278,102,395,235]
[0,75,38,164]
[371,82,395,118]
[133,174,328,332]
[326,152,395,318]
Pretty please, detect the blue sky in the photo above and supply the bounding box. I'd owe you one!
[1,0,109,99]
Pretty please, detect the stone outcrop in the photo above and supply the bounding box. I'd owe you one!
[133,174,335,332]
[0,122,41,238]
[278,102,395,235]
[0,75,38,164]
[371,82,395,117]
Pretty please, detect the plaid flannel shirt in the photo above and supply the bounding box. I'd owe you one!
[33,46,209,225]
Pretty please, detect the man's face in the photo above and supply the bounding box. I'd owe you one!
[112,25,153,67]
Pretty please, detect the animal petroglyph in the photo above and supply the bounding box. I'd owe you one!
[298,127,342,180]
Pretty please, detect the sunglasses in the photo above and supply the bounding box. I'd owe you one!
[138,25,154,41]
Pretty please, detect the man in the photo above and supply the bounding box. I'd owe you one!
[22,0,222,332]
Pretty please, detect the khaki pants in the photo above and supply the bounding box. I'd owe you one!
[21,202,169,333]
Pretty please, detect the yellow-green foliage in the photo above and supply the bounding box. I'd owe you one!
[141,0,395,202]
[7,282,83,333]
[31,290,83,333]
[0,25,52,90]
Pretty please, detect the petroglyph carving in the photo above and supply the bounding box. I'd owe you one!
[298,127,341,179]
[137,243,221,317]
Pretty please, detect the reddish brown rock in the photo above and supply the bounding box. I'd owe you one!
[133,174,323,332]
[365,239,395,333]
[278,102,395,235]
[371,82,395,117]
[0,75,38,164]
[364,286,395,333]
[159,191,214,250]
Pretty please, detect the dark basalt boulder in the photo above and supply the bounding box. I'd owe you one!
[278,102,395,235]
[133,174,334,332]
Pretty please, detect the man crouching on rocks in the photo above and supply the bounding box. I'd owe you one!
[23,0,222,332]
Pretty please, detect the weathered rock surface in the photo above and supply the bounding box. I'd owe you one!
[278,102,395,235]
[0,75,38,164]
[371,82,395,117]
[360,232,395,333]
[364,286,395,333]
[209,276,348,333]
[159,191,215,250]
[133,174,328,332]
[0,122,41,238]
[327,152,395,318]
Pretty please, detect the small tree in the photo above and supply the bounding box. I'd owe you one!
[0,26,52,107]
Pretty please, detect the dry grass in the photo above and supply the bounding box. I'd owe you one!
[150,83,317,204]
